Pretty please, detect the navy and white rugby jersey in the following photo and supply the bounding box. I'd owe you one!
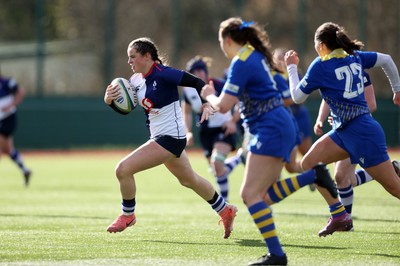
[0,77,18,120]
[299,49,377,128]
[129,64,187,139]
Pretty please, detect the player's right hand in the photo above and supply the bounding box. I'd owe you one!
[314,120,324,136]
[104,84,120,105]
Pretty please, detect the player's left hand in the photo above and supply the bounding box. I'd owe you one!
[200,103,215,123]
[284,50,300,66]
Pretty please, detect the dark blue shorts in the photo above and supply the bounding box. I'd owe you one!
[328,114,389,168]
[153,135,187,158]
[0,113,17,137]
[199,127,236,158]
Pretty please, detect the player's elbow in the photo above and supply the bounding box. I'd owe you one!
[291,96,305,104]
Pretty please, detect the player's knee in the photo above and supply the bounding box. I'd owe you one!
[334,170,345,183]
[211,151,227,175]
[115,161,131,180]
[300,159,312,171]
[386,186,400,200]
[240,187,260,206]
[177,173,198,189]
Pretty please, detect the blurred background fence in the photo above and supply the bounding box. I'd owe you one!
[0,0,399,149]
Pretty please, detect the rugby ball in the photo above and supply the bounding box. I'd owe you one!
[111,77,138,114]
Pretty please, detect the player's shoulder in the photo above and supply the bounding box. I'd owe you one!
[237,44,256,62]
[155,64,184,79]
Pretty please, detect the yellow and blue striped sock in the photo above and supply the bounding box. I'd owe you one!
[267,169,315,203]
[329,202,347,218]
[248,201,284,256]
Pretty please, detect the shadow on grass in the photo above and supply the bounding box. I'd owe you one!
[141,239,235,246]
[348,252,400,258]
[277,211,399,224]
[235,239,348,250]
[0,213,107,220]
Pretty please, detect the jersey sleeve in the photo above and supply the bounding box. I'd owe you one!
[357,51,378,69]
[299,58,323,95]
[222,59,246,97]
[162,67,185,86]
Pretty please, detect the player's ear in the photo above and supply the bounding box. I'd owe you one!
[145,52,152,61]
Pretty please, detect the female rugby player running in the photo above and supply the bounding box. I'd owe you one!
[182,55,238,201]
[201,17,337,266]
[285,22,400,237]
[104,37,237,239]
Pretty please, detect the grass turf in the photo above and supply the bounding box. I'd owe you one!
[0,149,399,265]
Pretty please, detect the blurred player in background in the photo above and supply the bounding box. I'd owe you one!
[104,37,237,239]
[201,17,337,266]
[182,56,238,201]
[273,48,315,191]
[0,68,31,186]
[285,21,400,237]
[273,48,313,158]
[271,51,303,174]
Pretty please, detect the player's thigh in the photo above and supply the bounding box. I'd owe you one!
[365,160,400,198]
[118,140,174,175]
[241,152,284,205]
[302,134,348,170]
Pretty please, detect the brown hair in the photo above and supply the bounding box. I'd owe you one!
[219,17,275,69]
[128,37,165,64]
[315,22,364,55]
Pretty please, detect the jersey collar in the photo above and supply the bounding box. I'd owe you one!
[321,48,349,61]
[143,62,157,78]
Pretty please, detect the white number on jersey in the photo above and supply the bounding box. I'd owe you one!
[335,63,364,99]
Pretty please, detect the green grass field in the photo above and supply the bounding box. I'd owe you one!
[0,149,399,266]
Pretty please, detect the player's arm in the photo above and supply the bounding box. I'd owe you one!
[373,53,400,93]
[181,94,195,146]
[180,72,216,122]
[201,81,238,114]
[2,80,25,112]
[285,50,309,103]
[364,84,377,113]
[179,72,206,100]
[372,53,400,105]
[12,86,25,107]
[314,99,330,136]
